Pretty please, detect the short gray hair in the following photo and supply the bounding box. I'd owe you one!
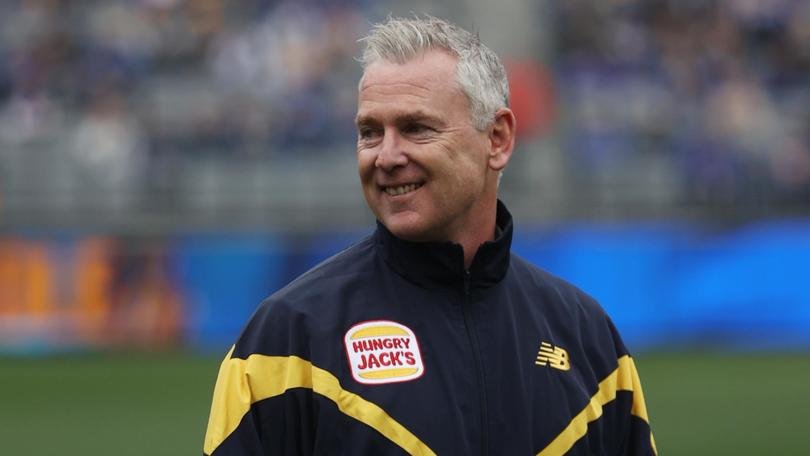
[358,15,509,131]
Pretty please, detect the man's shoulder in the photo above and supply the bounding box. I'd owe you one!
[508,252,631,362]
[508,252,606,317]
[273,234,378,305]
[231,235,378,358]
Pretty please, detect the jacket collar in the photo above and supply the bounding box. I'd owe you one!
[374,200,513,290]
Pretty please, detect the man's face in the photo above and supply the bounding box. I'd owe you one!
[356,50,496,243]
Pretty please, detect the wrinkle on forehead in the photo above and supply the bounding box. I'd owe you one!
[360,80,434,94]
[358,83,438,104]
[360,50,460,89]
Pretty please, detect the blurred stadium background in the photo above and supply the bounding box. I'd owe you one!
[1,0,809,454]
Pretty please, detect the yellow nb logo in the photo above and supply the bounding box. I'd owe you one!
[535,342,570,371]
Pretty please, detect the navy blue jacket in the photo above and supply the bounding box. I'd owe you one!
[204,202,656,455]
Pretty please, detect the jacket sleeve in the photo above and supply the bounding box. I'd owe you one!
[202,299,318,456]
[615,355,657,455]
[563,284,658,456]
[606,318,657,456]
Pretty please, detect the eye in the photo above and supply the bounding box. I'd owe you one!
[358,126,381,141]
[402,122,433,136]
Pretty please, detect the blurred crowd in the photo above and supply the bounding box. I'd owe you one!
[0,0,808,224]
[0,0,367,213]
[0,0,366,148]
[555,0,810,206]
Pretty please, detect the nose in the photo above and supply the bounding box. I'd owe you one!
[375,129,408,171]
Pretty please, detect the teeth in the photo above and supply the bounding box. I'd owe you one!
[385,183,420,196]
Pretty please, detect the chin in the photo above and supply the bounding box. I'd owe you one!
[380,213,432,241]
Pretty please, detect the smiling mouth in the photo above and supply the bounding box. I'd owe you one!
[383,183,423,196]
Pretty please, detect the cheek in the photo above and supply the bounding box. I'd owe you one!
[442,146,489,198]
[443,139,488,175]
[357,150,376,181]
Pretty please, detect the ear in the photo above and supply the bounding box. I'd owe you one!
[487,107,516,171]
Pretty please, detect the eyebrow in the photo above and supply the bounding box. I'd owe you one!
[355,110,445,128]
[354,115,378,128]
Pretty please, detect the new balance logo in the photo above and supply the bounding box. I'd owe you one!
[535,342,570,371]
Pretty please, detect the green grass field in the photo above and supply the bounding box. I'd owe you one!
[1,351,808,455]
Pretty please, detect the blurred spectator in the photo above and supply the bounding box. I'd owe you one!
[70,84,145,210]
[207,0,363,151]
[553,0,810,209]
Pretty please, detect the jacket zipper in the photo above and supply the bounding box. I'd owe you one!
[462,270,489,455]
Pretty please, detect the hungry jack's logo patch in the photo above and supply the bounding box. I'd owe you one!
[344,320,424,385]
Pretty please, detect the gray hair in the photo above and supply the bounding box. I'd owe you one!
[358,15,509,131]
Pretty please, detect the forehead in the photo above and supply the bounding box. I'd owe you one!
[360,50,459,90]
[357,50,469,120]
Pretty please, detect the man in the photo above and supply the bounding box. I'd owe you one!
[204,16,656,455]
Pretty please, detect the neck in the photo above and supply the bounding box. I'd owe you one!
[456,198,499,270]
